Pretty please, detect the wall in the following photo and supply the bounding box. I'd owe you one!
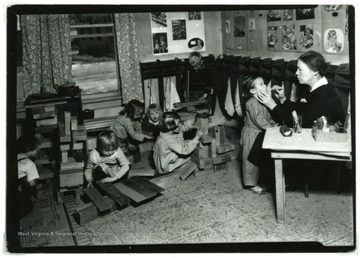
[221,7,350,64]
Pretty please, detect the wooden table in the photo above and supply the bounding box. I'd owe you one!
[262,127,352,223]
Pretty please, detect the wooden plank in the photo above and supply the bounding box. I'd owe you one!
[60,157,84,170]
[212,154,231,165]
[33,111,56,120]
[61,151,68,163]
[36,115,58,127]
[73,202,98,225]
[199,134,214,145]
[60,142,84,151]
[71,116,78,131]
[130,176,164,193]
[44,105,56,112]
[149,170,182,189]
[216,142,235,154]
[96,182,131,207]
[59,121,66,137]
[114,183,149,203]
[83,187,111,212]
[120,178,156,198]
[59,169,83,188]
[64,111,71,136]
[178,161,198,180]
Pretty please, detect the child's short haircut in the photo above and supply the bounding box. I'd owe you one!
[97,130,119,152]
[146,103,162,117]
[162,111,181,132]
[242,73,261,100]
[16,135,39,154]
[119,99,144,119]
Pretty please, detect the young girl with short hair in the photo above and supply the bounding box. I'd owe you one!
[84,130,130,187]
[142,103,163,139]
[240,75,276,195]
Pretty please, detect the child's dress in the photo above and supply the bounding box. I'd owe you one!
[84,148,130,182]
[240,97,274,187]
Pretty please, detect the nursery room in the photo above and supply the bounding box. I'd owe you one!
[7,4,355,253]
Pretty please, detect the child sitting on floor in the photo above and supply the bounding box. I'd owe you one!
[17,135,40,219]
[85,130,130,187]
[153,111,205,174]
[141,103,163,139]
[110,99,153,151]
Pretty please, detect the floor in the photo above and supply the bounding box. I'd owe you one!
[18,126,356,252]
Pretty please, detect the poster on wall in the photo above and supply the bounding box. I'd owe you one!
[234,16,245,37]
[324,29,344,53]
[281,24,296,50]
[283,9,294,21]
[267,26,278,48]
[321,5,348,54]
[150,12,206,55]
[267,10,281,21]
[153,32,168,54]
[172,20,186,40]
[188,11,201,20]
[249,18,255,32]
[296,9,315,20]
[299,24,314,50]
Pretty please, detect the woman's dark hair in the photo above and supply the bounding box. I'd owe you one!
[162,111,181,132]
[298,50,328,76]
[119,99,144,119]
[242,74,261,101]
[16,135,39,154]
[97,130,119,153]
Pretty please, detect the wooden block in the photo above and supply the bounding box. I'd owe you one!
[149,170,182,189]
[71,116,78,131]
[44,105,55,112]
[64,111,71,135]
[216,142,235,154]
[87,137,97,151]
[83,187,111,212]
[60,157,84,171]
[33,111,56,120]
[199,134,214,145]
[60,142,84,151]
[212,154,231,165]
[178,162,197,180]
[114,183,148,203]
[128,162,156,177]
[209,125,226,146]
[59,121,66,137]
[31,106,45,115]
[210,138,216,158]
[60,134,71,143]
[138,141,155,153]
[130,176,164,193]
[59,169,83,188]
[214,163,227,172]
[96,182,131,207]
[36,115,58,127]
[73,202,98,225]
[73,126,87,142]
[198,117,209,134]
[61,151,68,163]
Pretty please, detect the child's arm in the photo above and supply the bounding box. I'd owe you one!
[179,117,196,132]
[84,150,97,187]
[101,149,130,183]
[166,127,205,155]
[124,117,153,142]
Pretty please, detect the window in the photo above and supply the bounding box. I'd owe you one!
[69,14,119,96]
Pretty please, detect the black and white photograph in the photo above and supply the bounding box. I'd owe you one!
[5,4,356,255]
[172,19,186,40]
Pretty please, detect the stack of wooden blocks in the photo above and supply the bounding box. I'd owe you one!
[57,111,87,203]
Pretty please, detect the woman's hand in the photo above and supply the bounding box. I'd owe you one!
[256,91,277,110]
[271,83,286,103]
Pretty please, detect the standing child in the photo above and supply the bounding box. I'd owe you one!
[85,130,130,187]
[110,99,153,151]
[153,111,205,174]
[240,75,276,195]
[17,135,40,219]
[141,103,163,139]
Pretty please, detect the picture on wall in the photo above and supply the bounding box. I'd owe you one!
[281,24,296,50]
[188,37,204,50]
[234,16,245,37]
[249,18,255,32]
[188,11,201,20]
[323,5,343,12]
[296,9,315,20]
[267,26,278,48]
[153,32,168,54]
[283,9,294,21]
[267,10,281,21]
[172,20,187,40]
[151,12,167,27]
[299,24,314,49]
[324,28,344,53]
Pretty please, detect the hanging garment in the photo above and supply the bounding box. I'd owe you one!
[224,77,235,116]
[148,79,159,104]
[164,76,181,111]
[290,82,298,102]
[234,78,243,117]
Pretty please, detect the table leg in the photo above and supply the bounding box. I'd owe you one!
[275,159,285,223]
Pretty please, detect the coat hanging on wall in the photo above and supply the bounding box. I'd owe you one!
[234,79,243,117]
[164,76,180,112]
[224,77,235,116]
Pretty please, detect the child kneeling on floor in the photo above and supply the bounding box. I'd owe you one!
[85,130,130,187]
[153,111,205,174]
